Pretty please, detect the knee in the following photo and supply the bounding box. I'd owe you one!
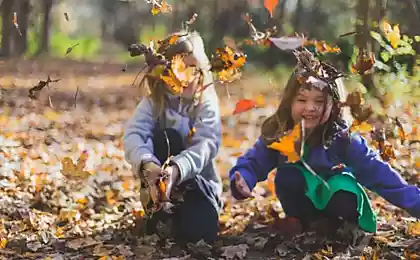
[274,167,306,192]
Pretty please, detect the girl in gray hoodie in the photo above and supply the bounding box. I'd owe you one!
[124,31,222,243]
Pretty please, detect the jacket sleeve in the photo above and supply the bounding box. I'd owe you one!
[341,133,420,218]
[170,86,222,184]
[229,137,279,199]
[123,98,160,175]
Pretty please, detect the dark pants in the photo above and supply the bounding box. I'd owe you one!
[275,166,359,229]
[146,128,219,244]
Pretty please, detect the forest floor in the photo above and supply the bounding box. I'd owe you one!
[0,59,419,259]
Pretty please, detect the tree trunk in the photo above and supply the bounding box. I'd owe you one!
[355,0,383,103]
[371,0,387,53]
[0,0,13,58]
[403,0,420,75]
[37,0,53,55]
[14,0,31,56]
[293,0,303,32]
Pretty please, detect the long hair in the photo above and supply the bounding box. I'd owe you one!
[139,31,213,118]
[261,66,350,148]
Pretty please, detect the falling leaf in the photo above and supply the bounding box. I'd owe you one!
[64,12,69,21]
[380,20,401,48]
[243,14,278,45]
[351,49,375,75]
[305,39,341,54]
[264,0,278,17]
[61,151,92,179]
[210,46,246,83]
[28,76,61,100]
[270,36,305,50]
[12,12,22,36]
[168,35,179,45]
[150,0,172,15]
[233,99,257,114]
[267,121,302,163]
[65,43,80,55]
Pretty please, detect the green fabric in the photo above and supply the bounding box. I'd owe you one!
[286,163,377,233]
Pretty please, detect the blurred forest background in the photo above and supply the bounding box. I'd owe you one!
[0,0,419,74]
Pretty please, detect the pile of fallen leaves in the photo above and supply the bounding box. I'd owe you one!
[0,72,419,259]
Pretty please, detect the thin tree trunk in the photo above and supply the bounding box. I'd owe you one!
[293,0,303,32]
[37,0,53,55]
[274,0,288,34]
[14,0,30,56]
[403,0,420,75]
[0,0,13,58]
[355,0,383,103]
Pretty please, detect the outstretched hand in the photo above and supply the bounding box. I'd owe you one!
[233,171,253,198]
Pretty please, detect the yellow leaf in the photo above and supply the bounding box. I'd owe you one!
[381,20,400,48]
[350,120,373,133]
[106,190,117,205]
[151,6,160,15]
[75,197,88,205]
[0,237,7,249]
[407,221,420,236]
[61,153,92,180]
[150,65,165,77]
[171,54,196,86]
[267,122,301,163]
[254,94,265,107]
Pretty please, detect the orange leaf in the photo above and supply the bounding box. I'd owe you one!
[267,171,277,196]
[233,99,257,114]
[264,0,278,17]
[267,121,301,163]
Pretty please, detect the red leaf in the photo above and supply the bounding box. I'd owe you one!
[264,0,278,17]
[233,99,257,114]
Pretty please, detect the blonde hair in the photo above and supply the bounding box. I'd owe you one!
[261,69,350,148]
[140,31,213,118]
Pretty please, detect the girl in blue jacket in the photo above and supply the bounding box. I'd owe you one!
[124,31,222,243]
[229,49,420,235]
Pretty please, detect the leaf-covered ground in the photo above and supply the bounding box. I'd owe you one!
[0,62,419,260]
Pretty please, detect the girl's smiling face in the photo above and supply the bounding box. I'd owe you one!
[291,87,332,130]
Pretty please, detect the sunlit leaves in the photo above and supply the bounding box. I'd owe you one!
[380,20,401,49]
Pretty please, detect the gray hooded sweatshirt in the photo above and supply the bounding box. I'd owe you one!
[123,32,223,212]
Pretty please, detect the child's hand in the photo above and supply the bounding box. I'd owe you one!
[162,165,180,199]
[234,171,252,198]
[142,162,162,184]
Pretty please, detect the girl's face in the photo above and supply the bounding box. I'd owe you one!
[291,87,332,130]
